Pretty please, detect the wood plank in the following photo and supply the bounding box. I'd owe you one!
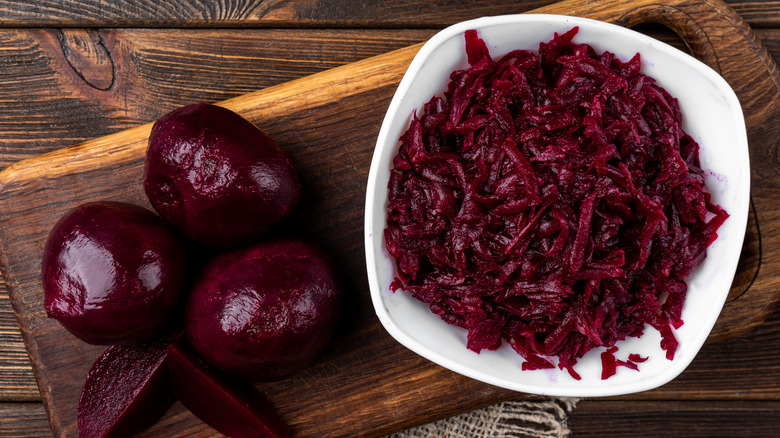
[2,26,779,169]
[568,400,780,436]
[0,0,778,436]
[4,397,780,438]
[0,289,39,402]
[0,1,776,28]
[757,28,780,59]
[0,28,436,170]
[0,403,50,437]
[733,1,780,27]
[0,1,556,27]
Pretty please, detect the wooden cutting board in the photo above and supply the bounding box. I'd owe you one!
[0,0,778,436]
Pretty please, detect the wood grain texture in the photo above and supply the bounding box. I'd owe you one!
[0,0,778,436]
[568,400,780,436]
[0,288,39,402]
[0,0,777,28]
[9,398,780,438]
[0,403,51,438]
[0,0,557,27]
[757,28,780,66]
[0,28,436,170]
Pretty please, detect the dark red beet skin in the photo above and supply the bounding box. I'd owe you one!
[168,339,287,438]
[185,239,342,381]
[144,103,301,249]
[78,338,176,438]
[42,202,186,345]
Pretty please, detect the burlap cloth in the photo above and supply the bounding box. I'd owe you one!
[386,398,578,438]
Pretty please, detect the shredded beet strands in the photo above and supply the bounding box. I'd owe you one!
[385,27,729,380]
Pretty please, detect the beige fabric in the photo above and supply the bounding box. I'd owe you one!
[386,398,578,438]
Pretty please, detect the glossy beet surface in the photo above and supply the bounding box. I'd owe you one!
[42,202,186,345]
[185,239,342,381]
[144,103,301,249]
[78,338,176,438]
[168,339,287,438]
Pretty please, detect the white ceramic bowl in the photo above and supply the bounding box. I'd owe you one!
[364,14,749,397]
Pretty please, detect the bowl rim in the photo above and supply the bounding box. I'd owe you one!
[364,13,750,397]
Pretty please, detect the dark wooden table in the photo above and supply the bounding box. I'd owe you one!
[0,1,778,436]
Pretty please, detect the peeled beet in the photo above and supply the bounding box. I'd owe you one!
[185,239,341,381]
[42,201,186,345]
[168,339,287,438]
[144,103,301,249]
[78,338,176,438]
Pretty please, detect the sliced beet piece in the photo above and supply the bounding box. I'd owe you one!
[167,339,287,438]
[78,338,175,438]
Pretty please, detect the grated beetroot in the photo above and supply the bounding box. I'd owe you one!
[384,28,728,380]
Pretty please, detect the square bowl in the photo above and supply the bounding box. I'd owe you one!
[364,14,749,397]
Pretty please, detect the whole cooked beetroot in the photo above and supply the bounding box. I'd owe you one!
[78,337,176,438]
[144,103,301,249]
[185,239,341,381]
[42,202,186,345]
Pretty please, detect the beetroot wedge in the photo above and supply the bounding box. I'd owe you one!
[168,339,287,438]
[78,338,175,438]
